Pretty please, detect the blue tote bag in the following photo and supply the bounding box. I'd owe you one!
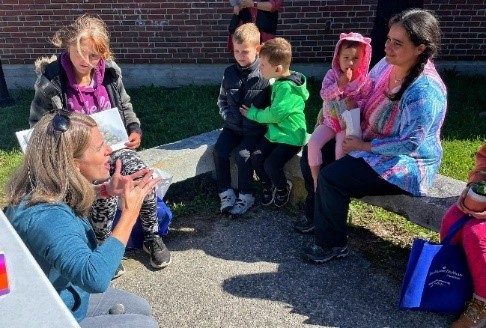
[113,197,173,250]
[398,215,473,314]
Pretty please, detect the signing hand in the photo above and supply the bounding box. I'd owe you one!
[125,132,142,149]
[105,160,154,197]
[240,104,249,117]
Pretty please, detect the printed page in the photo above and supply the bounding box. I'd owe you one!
[15,108,128,153]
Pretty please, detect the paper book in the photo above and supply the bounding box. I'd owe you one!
[15,108,129,153]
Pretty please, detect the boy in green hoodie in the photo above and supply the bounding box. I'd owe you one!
[240,37,309,207]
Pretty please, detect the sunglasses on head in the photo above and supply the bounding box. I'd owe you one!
[52,112,71,133]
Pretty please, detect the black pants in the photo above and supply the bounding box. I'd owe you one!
[314,155,408,248]
[213,128,262,194]
[300,140,336,223]
[251,138,301,190]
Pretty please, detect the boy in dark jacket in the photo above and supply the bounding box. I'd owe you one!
[215,23,271,216]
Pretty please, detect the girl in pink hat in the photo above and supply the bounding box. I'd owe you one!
[308,32,373,191]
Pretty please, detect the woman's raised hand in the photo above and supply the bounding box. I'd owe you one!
[106,160,153,197]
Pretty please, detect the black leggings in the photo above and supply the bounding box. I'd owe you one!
[251,138,301,190]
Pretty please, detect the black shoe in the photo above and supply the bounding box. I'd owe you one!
[143,235,171,269]
[303,244,349,264]
[261,185,275,206]
[112,262,125,280]
[274,180,292,208]
[294,219,315,234]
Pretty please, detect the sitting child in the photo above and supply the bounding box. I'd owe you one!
[307,32,373,191]
[214,23,271,216]
[240,37,308,207]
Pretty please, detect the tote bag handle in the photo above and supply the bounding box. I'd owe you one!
[441,214,471,245]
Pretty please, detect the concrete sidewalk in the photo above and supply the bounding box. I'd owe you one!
[112,206,452,328]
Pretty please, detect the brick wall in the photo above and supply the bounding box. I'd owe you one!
[0,0,484,65]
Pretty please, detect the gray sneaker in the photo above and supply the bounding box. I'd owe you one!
[274,180,293,208]
[219,189,236,213]
[229,193,255,216]
[303,244,349,264]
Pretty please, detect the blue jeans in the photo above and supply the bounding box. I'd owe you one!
[80,288,158,328]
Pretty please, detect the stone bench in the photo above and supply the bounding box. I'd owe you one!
[139,129,466,232]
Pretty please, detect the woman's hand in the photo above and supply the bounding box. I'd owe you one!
[111,170,161,245]
[105,159,153,197]
[456,186,486,220]
[240,104,249,117]
[125,132,142,149]
[233,5,240,14]
[240,0,253,8]
[342,135,371,154]
[119,169,161,216]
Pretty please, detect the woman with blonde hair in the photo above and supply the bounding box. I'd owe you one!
[6,112,160,327]
[29,14,170,274]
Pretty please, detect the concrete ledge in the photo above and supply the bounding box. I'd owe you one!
[361,175,465,232]
[139,130,465,232]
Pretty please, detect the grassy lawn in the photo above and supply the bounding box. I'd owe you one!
[1,73,486,243]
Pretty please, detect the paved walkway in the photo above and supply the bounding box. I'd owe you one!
[113,206,453,328]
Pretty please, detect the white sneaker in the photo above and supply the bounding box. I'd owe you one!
[219,189,236,213]
[229,193,255,216]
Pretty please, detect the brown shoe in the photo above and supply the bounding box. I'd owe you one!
[451,295,486,328]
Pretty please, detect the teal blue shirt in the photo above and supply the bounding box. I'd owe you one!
[6,202,125,322]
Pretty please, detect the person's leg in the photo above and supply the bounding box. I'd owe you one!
[451,218,486,327]
[295,140,336,233]
[251,138,277,205]
[308,124,336,192]
[214,128,241,212]
[229,134,262,215]
[263,143,301,207]
[214,128,242,193]
[89,196,119,243]
[334,130,346,160]
[305,155,407,263]
[80,288,158,328]
[111,149,170,269]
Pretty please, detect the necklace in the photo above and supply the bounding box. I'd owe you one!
[393,72,404,84]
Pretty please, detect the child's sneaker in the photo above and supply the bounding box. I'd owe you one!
[143,235,171,269]
[261,185,275,206]
[274,180,292,207]
[219,188,236,213]
[229,193,255,216]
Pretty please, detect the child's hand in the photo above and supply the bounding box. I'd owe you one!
[338,68,353,90]
[125,132,142,149]
[233,5,240,15]
[240,104,249,117]
[344,98,358,110]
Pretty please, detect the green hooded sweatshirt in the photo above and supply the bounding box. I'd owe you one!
[246,71,309,146]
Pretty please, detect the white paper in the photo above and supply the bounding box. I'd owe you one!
[341,107,362,139]
[152,169,173,199]
[15,129,33,153]
[89,108,128,152]
[15,108,128,153]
